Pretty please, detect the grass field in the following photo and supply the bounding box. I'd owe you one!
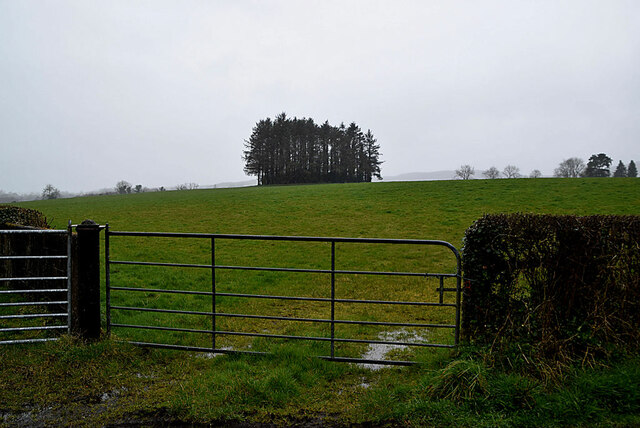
[16,178,640,354]
[3,177,640,426]
[23,178,640,238]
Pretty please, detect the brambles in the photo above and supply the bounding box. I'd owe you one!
[462,214,640,361]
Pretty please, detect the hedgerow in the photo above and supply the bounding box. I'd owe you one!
[462,214,640,361]
[0,205,51,229]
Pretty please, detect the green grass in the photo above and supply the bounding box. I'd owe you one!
[2,177,639,425]
[1,338,639,427]
[16,178,640,351]
[21,178,639,237]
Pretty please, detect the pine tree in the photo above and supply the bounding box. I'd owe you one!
[364,130,382,181]
[613,160,627,177]
[242,115,382,185]
[318,121,332,178]
[243,118,274,185]
[628,160,638,177]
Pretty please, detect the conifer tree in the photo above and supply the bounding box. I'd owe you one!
[364,130,382,181]
[628,160,638,177]
[242,114,382,185]
[613,160,627,177]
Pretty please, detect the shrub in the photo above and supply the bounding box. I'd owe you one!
[462,214,640,360]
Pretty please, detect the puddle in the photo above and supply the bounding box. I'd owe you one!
[358,329,428,370]
[196,346,234,359]
[101,387,127,403]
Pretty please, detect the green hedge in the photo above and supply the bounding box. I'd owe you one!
[0,205,51,229]
[462,214,640,359]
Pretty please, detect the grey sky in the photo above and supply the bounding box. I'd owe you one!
[1,1,639,194]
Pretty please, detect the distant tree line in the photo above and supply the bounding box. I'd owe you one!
[456,153,636,181]
[114,181,199,194]
[455,164,535,180]
[0,179,202,203]
[243,113,382,185]
[555,154,637,178]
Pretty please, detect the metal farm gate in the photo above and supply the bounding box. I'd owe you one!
[106,228,461,365]
[0,226,72,345]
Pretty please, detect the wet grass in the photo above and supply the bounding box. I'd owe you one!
[2,177,639,425]
[21,178,640,240]
[1,338,639,427]
[13,178,640,351]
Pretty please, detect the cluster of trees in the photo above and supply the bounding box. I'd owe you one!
[115,181,197,194]
[115,181,134,194]
[554,154,637,178]
[613,160,637,177]
[243,113,382,185]
[175,183,199,191]
[455,165,541,180]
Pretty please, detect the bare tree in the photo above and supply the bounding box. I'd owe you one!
[482,167,500,179]
[115,180,132,194]
[176,183,199,191]
[529,169,542,178]
[554,157,585,178]
[455,165,475,180]
[502,165,521,179]
[42,184,60,200]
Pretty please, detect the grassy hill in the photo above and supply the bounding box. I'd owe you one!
[17,178,640,350]
[20,177,640,242]
[4,178,639,426]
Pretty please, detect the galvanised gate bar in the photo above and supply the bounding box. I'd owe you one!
[106,227,461,365]
[0,226,72,345]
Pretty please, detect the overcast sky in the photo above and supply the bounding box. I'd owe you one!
[1,1,639,194]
